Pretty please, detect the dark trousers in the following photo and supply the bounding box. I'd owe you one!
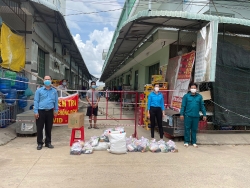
[149,107,163,139]
[36,109,54,145]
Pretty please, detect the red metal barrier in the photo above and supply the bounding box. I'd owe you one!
[88,90,139,138]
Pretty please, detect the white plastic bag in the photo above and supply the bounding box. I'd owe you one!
[82,142,93,154]
[107,131,127,154]
[149,142,161,153]
[70,141,82,155]
[99,135,109,142]
[127,144,137,152]
[90,136,99,147]
[138,137,149,152]
[166,140,178,152]
[103,128,114,137]
[93,142,110,151]
[159,144,168,153]
[114,127,125,132]
[126,136,133,145]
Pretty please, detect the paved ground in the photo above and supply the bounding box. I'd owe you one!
[1,98,250,187]
[1,125,250,188]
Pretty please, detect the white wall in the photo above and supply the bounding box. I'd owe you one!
[129,0,250,19]
[208,1,250,19]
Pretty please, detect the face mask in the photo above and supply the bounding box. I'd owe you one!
[91,85,96,89]
[62,82,67,86]
[154,87,159,92]
[44,80,51,86]
[190,89,197,93]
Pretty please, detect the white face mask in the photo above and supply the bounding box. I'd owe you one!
[154,87,159,92]
[190,89,197,93]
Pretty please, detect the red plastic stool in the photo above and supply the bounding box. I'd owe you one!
[70,126,85,146]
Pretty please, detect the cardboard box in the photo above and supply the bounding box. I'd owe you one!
[68,112,84,128]
[159,64,167,81]
[157,82,168,89]
[151,75,164,83]
[200,90,211,100]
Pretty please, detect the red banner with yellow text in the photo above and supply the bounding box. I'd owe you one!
[171,52,195,111]
[53,93,79,125]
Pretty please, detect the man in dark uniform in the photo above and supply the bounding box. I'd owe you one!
[180,83,206,148]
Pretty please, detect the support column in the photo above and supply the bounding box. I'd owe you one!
[69,56,72,88]
[81,70,84,89]
[77,66,79,89]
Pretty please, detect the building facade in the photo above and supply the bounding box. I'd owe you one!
[0,0,91,92]
[100,0,250,128]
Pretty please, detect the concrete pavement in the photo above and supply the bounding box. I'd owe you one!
[1,125,250,188]
[0,123,16,146]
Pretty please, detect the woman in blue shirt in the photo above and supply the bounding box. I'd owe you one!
[147,84,165,140]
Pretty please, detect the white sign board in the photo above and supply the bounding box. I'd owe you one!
[194,21,218,82]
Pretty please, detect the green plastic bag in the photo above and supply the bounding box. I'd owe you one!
[24,88,34,97]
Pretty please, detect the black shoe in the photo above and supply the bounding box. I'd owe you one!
[37,144,43,150]
[45,144,54,149]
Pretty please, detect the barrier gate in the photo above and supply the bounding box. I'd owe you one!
[85,90,139,138]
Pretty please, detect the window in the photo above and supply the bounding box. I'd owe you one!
[134,70,139,90]
[65,68,70,82]
[70,72,74,89]
[120,77,122,85]
[75,75,79,89]
[148,63,159,83]
[37,48,45,84]
[126,75,130,85]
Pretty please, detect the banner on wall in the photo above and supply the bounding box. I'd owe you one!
[171,51,195,111]
[1,23,25,72]
[165,56,181,106]
[194,20,218,82]
[53,93,79,125]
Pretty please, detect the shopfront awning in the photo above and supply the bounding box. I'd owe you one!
[100,10,250,82]
[30,1,92,80]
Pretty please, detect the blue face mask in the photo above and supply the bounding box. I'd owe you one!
[62,82,67,86]
[91,85,96,89]
[44,80,51,86]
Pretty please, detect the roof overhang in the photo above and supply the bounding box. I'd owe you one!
[90,74,99,82]
[30,1,92,80]
[100,10,250,82]
[105,29,186,82]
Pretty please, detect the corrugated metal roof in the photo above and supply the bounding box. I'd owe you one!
[100,10,250,81]
[30,1,92,80]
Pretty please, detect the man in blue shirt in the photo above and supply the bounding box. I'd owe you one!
[34,76,58,150]
[147,83,165,140]
[180,83,206,148]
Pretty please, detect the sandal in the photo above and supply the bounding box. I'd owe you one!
[93,127,99,129]
[88,126,92,129]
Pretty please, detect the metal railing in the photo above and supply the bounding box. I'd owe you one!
[1,0,26,23]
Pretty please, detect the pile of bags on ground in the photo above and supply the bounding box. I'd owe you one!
[70,127,125,155]
[126,137,178,153]
[70,127,178,155]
